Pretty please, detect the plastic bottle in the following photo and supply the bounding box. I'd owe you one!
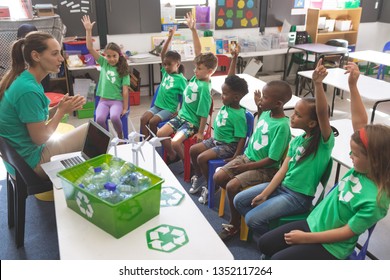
[97,182,122,204]
[89,167,109,189]
[75,166,95,186]
[126,171,151,192]
[117,184,135,200]
[110,161,136,184]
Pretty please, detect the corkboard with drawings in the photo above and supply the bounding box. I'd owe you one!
[215,0,259,30]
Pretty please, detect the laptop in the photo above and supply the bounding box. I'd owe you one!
[41,120,113,181]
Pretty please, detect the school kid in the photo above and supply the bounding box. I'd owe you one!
[189,45,248,204]
[140,27,187,139]
[257,61,390,260]
[157,12,217,164]
[234,59,335,238]
[82,15,130,139]
[213,77,293,241]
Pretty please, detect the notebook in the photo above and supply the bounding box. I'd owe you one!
[41,120,112,181]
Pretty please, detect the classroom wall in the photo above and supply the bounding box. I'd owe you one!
[93,20,390,96]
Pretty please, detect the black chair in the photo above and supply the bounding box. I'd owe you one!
[0,136,53,248]
[323,39,349,68]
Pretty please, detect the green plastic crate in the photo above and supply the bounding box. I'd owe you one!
[77,108,94,119]
[57,154,164,238]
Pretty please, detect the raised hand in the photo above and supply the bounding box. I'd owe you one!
[168,26,176,38]
[312,58,328,84]
[81,15,95,31]
[254,89,262,107]
[344,61,360,86]
[184,12,196,30]
[230,43,241,58]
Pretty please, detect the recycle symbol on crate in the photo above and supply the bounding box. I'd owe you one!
[76,191,94,218]
[146,224,189,253]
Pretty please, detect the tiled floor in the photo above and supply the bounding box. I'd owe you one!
[1,72,390,259]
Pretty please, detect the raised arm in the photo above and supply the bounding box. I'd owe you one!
[344,62,367,131]
[312,58,332,141]
[160,27,175,62]
[185,12,201,57]
[227,43,240,76]
[81,15,100,62]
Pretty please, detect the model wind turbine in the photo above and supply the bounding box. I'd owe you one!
[128,118,144,144]
[145,125,170,174]
[110,137,129,157]
[132,136,150,166]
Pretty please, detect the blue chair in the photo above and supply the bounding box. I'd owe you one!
[207,111,255,209]
[377,41,390,80]
[94,94,130,139]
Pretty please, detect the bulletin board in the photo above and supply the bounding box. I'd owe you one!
[215,0,260,30]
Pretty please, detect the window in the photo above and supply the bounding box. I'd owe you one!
[161,0,209,28]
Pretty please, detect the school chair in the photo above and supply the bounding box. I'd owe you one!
[0,136,53,248]
[377,41,390,80]
[323,39,349,68]
[213,55,230,76]
[207,111,255,209]
[94,94,130,139]
[164,101,214,182]
[182,101,214,182]
[348,223,378,260]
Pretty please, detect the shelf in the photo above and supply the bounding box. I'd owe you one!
[317,30,358,36]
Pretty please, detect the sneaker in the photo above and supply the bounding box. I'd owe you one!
[218,224,239,242]
[198,186,208,204]
[189,175,204,194]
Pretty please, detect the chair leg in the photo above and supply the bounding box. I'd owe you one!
[240,216,249,241]
[7,175,15,228]
[207,174,215,209]
[15,183,27,248]
[218,188,226,217]
[183,140,192,182]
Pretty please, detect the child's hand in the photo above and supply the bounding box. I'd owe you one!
[168,27,176,38]
[312,58,328,84]
[230,43,241,58]
[81,15,95,31]
[284,230,308,245]
[251,193,267,207]
[121,108,128,117]
[184,12,196,30]
[193,132,204,142]
[254,89,262,107]
[344,62,360,85]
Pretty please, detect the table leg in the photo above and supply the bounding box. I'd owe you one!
[283,48,292,80]
[148,64,154,96]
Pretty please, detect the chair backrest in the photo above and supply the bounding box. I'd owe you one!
[325,39,348,48]
[0,136,51,195]
[150,86,160,108]
[348,223,377,260]
[213,55,230,76]
[382,41,390,53]
[323,39,349,68]
[244,111,255,147]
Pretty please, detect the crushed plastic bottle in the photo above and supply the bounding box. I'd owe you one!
[97,182,123,204]
[75,166,95,186]
[122,171,151,191]
[110,161,136,184]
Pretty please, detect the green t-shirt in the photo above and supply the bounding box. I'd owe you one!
[96,56,130,100]
[213,105,247,143]
[244,111,291,168]
[178,76,212,128]
[0,70,50,175]
[155,68,187,113]
[307,168,390,259]
[282,132,335,196]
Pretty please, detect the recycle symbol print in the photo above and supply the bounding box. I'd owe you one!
[160,186,185,207]
[146,224,189,253]
[76,191,94,218]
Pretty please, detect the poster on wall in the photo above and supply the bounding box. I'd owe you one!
[215,0,260,30]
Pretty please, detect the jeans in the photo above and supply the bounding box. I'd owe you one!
[233,182,313,235]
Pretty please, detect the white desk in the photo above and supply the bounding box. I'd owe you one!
[297,68,390,123]
[349,50,390,67]
[291,119,353,185]
[48,143,233,260]
[211,73,301,113]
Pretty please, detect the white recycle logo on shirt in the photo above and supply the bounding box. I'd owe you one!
[146,224,189,253]
[76,191,94,218]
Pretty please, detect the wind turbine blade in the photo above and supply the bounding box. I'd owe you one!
[145,125,157,137]
[129,118,136,132]
[139,149,145,161]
